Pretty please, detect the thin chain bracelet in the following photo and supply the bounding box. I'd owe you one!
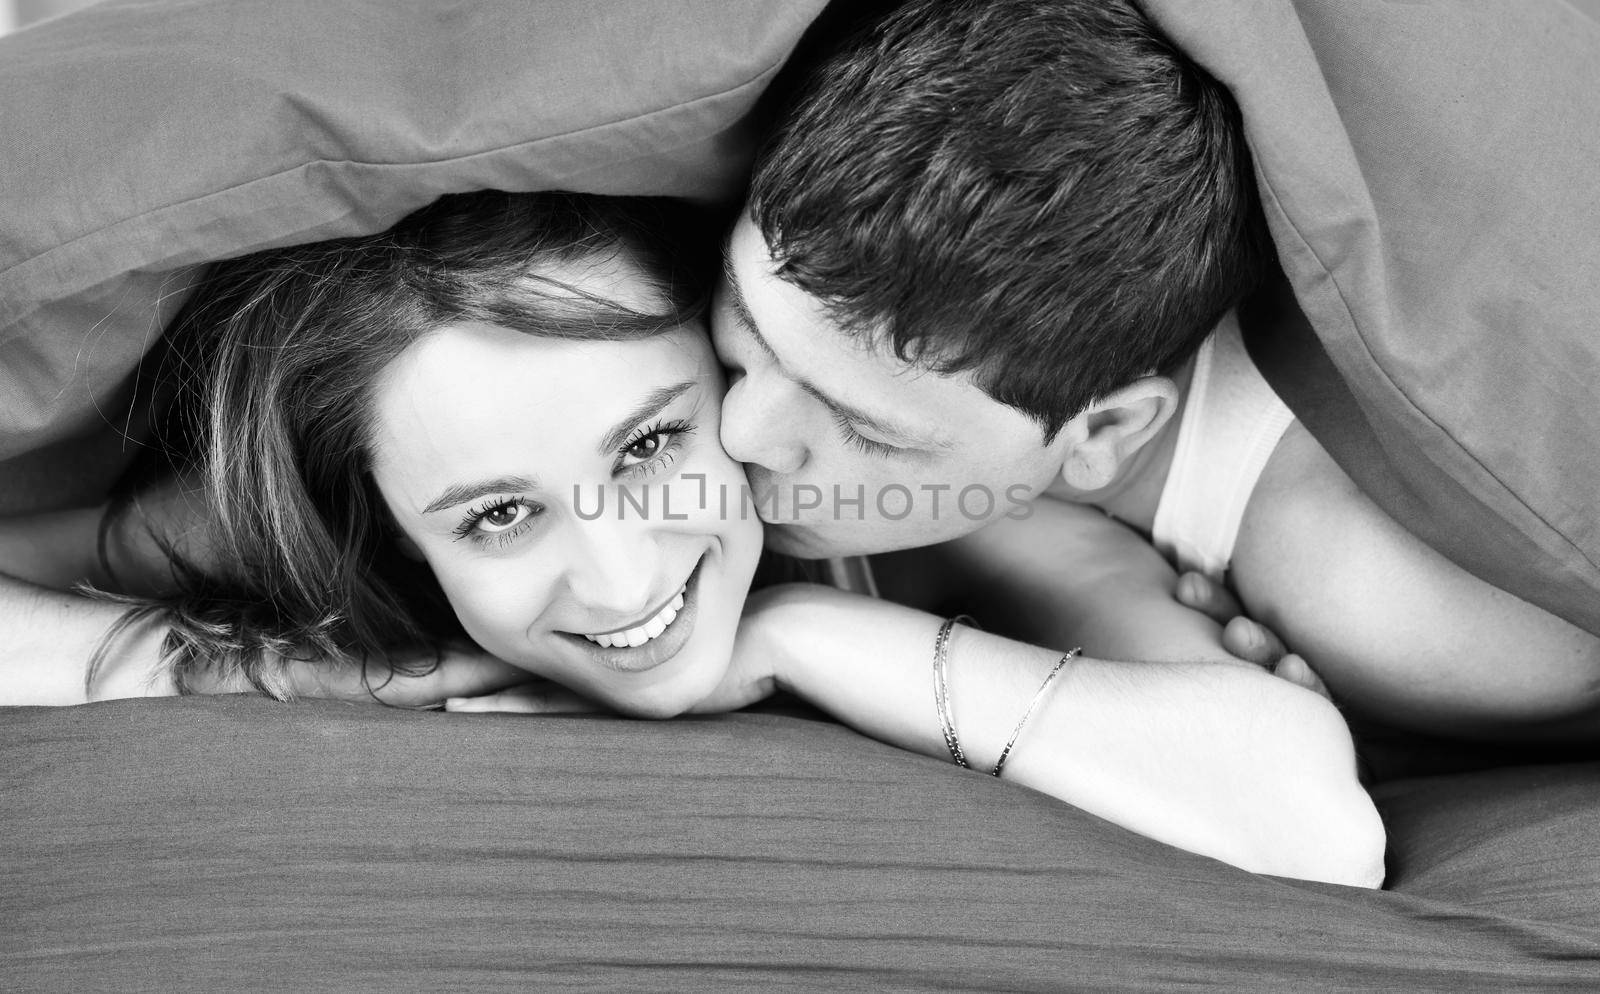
[932,616,972,768]
[990,647,1082,778]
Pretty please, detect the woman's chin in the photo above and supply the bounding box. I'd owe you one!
[593,566,753,718]
[608,692,695,721]
[563,629,737,719]
[595,669,721,720]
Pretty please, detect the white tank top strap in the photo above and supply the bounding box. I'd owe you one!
[1151,312,1295,579]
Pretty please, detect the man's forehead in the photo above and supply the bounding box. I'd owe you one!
[723,220,946,375]
[721,228,969,451]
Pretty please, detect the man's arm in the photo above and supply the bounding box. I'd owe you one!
[874,499,1246,664]
[1237,422,1600,742]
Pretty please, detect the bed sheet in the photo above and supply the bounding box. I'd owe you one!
[4,696,1600,993]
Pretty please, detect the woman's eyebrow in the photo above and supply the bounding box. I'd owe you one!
[423,476,538,514]
[420,382,697,516]
[597,380,697,455]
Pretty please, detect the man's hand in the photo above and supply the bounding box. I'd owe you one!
[1175,571,1331,700]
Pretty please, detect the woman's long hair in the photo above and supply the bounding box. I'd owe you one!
[108,190,715,698]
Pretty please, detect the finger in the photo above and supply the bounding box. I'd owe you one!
[1220,615,1289,667]
[1273,655,1333,701]
[1175,571,1243,623]
[275,653,527,708]
[363,653,528,707]
[446,684,601,714]
[446,688,546,713]
[412,653,528,699]
[278,659,368,701]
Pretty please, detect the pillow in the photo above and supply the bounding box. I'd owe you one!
[1141,0,1600,637]
[0,0,826,512]
[5,696,1600,992]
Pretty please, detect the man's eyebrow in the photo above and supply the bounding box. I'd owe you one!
[721,249,947,451]
[423,476,538,515]
[598,380,698,456]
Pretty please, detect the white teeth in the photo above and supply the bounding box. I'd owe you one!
[582,586,687,648]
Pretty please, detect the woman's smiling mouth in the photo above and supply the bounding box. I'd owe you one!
[561,557,707,673]
[581,587,686,648]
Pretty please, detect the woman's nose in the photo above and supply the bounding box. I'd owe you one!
[719,370,807,476]
[564,515,661,622]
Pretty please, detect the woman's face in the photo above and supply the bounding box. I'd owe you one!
[367,257,762,717]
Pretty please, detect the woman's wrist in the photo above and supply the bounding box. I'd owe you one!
[935,622,1074,773]
[86,610,179,701]
[747,584,1048,767]
[750,583,918,700]
[742,583,836,699]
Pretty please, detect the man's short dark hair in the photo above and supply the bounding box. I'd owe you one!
[748,0,1271,438]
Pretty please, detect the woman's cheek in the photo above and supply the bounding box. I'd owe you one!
[429,555,557,658]
[695,444,753,511]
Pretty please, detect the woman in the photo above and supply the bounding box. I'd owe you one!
[0,190,1382,886]
[102,190,763,719]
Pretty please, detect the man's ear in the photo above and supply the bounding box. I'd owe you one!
[1057,376,1181,492]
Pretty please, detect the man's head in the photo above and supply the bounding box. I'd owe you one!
[713,0,1270,556]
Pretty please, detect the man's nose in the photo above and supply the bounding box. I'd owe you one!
[719,369,807,475]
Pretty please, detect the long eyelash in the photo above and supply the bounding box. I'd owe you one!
[452,497,537,545]
[830,410,898,459]
[622,418,696,454]
[619,418,697,478]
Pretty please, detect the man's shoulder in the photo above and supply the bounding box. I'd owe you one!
[1234,422,1389,589]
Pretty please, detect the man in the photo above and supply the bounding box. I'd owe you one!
[710,0,1600,743]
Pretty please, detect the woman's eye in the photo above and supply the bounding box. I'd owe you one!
[452,497,543,546]
[617,419,695,475]
[478,502,530,533]
[626,434,663,461]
